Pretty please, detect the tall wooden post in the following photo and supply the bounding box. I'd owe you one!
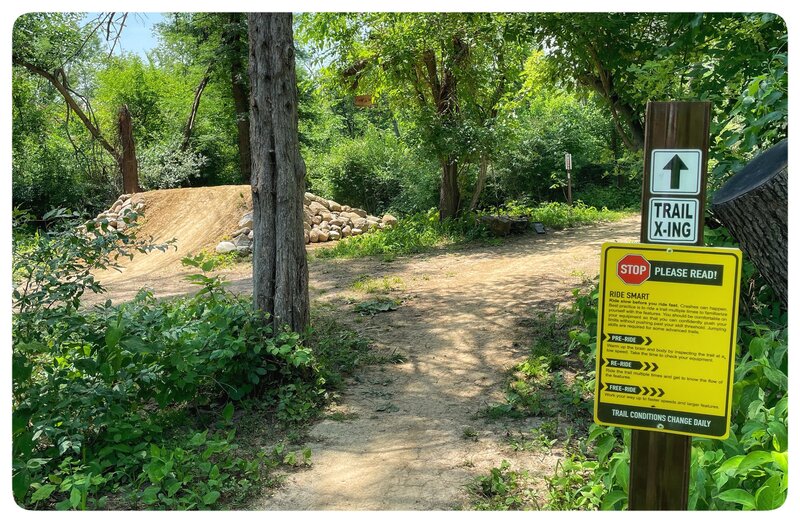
[629,101,710,510]
[118,104,140,194]
[565,153,573,205]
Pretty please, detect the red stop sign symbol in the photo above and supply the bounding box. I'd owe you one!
[617,254,651,285]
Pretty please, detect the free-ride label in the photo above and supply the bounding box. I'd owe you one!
[594,243,742,438]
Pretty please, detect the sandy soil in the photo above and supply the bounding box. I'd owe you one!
[90,190,640,510]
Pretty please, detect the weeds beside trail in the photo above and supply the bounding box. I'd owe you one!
[314,204,630,261]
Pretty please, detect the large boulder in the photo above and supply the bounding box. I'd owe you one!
[216,241,237,254]
[382,214,398,227]
[308,201,328,215]
[238,212,253,229]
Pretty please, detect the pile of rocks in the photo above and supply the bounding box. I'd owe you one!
[78,194,145,237]
[216,192,397,254]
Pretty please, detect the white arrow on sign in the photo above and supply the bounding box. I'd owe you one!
[650,149,702,195]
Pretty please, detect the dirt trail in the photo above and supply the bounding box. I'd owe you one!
[93,196,639,509]
[250,216,639,510]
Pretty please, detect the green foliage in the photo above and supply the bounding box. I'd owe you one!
[138,139,208,190]
[307,127,438,215]
[12,220,370,509]
[470,461,540,510]
[353,298,401,316]
[314,209,489,260]
[489,200,629,230]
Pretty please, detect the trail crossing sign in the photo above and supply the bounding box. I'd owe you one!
[647,198,699,243]
[643,148,707,245]
[650,149,701,194]
[594,242,742,439]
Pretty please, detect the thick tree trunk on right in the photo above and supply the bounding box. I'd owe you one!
[711,139,787,309]
[117,105,139,194]
[248,12,309,332]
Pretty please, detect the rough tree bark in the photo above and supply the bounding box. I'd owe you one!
[248,12,309,332]
[117,105,139,194]
[227,13,252,184]
[711,139,787,309]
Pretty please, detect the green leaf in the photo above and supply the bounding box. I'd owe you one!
[120,336,155,354]
[141,485,160,504]
[222,402,234,423]
[188,431,207,446]
[600,489,627,510]
[201,490,220,505]
[69,487,81,508]
[761,366,787,391]
[770,451,787,473]
[715,455,744,477]
[105,325,123,350]
[717,489,756,510]
[165,478,183,497]
[12,469,31,501]
[30,483,57,503]
[755,475,786,510]
[748,336,767,358]
[735,451,774,476]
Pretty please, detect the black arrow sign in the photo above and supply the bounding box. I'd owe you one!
[639,386,666,397]
[604,333,653,346]
[663,154,688,189]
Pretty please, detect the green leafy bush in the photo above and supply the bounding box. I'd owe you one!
[306,128,438,215]
[12,212,368,509]
[138,140,208,190]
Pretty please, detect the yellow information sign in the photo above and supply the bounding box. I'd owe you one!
[594,242,742,438]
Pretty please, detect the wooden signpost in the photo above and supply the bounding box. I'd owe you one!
[632,101,710,510]
[592,101,744,510]
[565,152,573,205]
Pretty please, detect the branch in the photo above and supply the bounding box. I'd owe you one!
[12,54,121,164]
[182,67,213,150]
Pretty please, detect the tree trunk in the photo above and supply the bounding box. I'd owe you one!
[248,12,309,332]
[439,157,460,220]
[229,13,252,184]
[117,105,139,194]
[711,139,787,309]
[182,69,211,150]
[469,154,489,211]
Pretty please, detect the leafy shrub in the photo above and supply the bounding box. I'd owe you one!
[12,212,368,509]
[306,128,438,215]
[138,140,208,190]
[488,200,629,229]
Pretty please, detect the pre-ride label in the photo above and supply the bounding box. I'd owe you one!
[594,242,742,438]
